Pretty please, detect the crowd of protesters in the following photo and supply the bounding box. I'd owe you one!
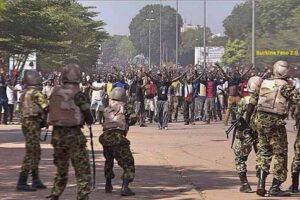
[0,63,299,127]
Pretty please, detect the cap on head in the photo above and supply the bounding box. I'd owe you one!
[61,63,82,84]
[23,70,42,86]
[273,60,289,78]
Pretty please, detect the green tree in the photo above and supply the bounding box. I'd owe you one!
[100,35,137,66]
[0,0,107,73]
[129,4,183,64]
[0,0,5,12]
[117,36,137,63]
[223,0,252,40]
[256,0,300,36]
[210,36,228,47]
[223,0,300,66]
[179,26,212,66]
[222,39,248,67]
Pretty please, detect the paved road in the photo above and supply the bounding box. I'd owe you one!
[0,121,299,200]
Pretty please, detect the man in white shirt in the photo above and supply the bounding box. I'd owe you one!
[42,79,54,99]
[6,79,15,124]
[90,75,106,124]
[14,78,23,124]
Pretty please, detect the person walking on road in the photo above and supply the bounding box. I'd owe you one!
[290,102,300,193]
[247,61,300,197]
[144,70,187,130]
[233,76,262,193]
[16,70,48,192]
[99,87,137,196]
[47,64,94,200]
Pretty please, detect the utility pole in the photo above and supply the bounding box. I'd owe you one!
[160,0,162,68]
[203,0,207,69]
[146,10,154,68]
[176,0,178,68]
[252,0,256,67]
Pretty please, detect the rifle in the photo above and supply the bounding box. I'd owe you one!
[88,125,96,189]
[225,117,257,148]
[39,128,49,142]
[225,120,239,139]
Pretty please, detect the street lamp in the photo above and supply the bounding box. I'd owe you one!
[146,10,155,68]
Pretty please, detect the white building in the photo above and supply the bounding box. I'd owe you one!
[181,24,199,33]
[195,46,225,65]
[9,53,37,76]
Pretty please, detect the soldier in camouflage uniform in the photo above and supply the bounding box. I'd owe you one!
[233,76,262,193]
[290,102,300,193]
[17,70,48,191]
[47,64,94,200]
[99,87,137,196]
[247,61,300,197]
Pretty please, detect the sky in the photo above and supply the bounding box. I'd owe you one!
[78,0,247,36]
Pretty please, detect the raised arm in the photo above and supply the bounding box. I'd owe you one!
[193,70,205,82]
[241,64,254,80]
[215,62,230,80]
[171,69,188,83]
[144,71,157,82]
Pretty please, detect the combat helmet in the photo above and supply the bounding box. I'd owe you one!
[23,70,42,86]
[61,63,82,84]
[247,76,263,94]
[273,60,289,79]
[110,87,127,102]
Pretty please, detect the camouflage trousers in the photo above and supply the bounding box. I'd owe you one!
[21,117,41,173]
[233,131,257,174]
[99,131,135,181]
[255,112,288,182]
[51,126,91,200]
[292,130,300,172]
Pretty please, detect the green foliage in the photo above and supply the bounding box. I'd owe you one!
[256,0,300,36]
[0,0,108,73]
[0,0,5,11]
[117,36,137,63]
[179,26,212,66]
[222,39,248,67]
[210,36,228,47]
[223,0,252,40]
[223,0,300,66]
[129,4,183,64]
[101,35,137,66]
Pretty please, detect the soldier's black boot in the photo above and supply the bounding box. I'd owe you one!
[121,179,135,196]
[290,172,299,193]
[238,172,252,193]
[269,178,290,196]
[32,169,47,189]
[16,171,37,191]
[256,170,267,196]
[105,178,113,193]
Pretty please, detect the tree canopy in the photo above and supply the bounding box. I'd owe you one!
[101,35,137,67]
[129,4,183,65]
[179,26,212,66]
[222,39,248,67]
[0,0,108,73]
[223,0,300,67]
